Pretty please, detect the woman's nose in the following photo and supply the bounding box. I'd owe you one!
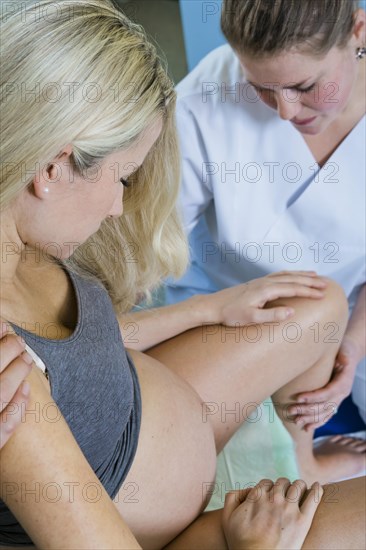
[276,90,303,120]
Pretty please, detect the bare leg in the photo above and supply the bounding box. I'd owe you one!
[149,281,365,485]
[316,435,366,455]
[147,279,354,488]
[164,477,366,550]
[116,281,360,548]
[310,435,366,484]
[269,297,365,484]
[303,477,366,549]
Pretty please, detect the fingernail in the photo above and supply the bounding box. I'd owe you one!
[21,351,33,365]
[21,381,30,396]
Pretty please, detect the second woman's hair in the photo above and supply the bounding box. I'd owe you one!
[221,0,359,57]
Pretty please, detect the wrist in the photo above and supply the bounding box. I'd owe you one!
[186,293,221,326]
[342,333,365,364]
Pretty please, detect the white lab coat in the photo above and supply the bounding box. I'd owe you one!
[167,45,366,421]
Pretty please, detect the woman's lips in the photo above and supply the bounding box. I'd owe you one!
[292,116,317,126]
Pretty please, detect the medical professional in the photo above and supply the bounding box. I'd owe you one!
[166,0,366,454]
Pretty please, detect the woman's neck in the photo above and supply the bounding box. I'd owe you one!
[1,209,54,317]
[0,210,25,290]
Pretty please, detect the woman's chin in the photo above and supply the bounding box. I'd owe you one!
[296,125,322,136]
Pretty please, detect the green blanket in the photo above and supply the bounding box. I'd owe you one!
[206,398,300,511]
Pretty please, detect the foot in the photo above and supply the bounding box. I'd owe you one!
[297,435,366,485]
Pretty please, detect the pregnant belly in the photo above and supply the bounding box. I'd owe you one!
[114,350,217,550]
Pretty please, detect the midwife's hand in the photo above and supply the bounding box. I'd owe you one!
[290,335,363,431]
[206,271,327,326]
[222,478,323,550]
[0,320,32,448]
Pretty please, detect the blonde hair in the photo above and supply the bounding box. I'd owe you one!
[1,0,188,312]
[221,0,360,58]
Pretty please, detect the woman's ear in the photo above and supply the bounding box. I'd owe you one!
[55,143,73,161]
[32,144,73,199]
[352,8,366,44]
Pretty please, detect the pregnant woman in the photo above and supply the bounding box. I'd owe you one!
[0,1,364,549]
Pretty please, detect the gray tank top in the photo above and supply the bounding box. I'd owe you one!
[0,264,142,546]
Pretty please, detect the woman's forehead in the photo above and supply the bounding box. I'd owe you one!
[238,47,338,84]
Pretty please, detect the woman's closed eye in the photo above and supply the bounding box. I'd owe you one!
[251,82,316,94]
[297,83,316,93]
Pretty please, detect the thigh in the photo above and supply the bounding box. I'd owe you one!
[163,477,366,550]
[115,350,217,550]
[303,476,366,549]
[146,281,348,450]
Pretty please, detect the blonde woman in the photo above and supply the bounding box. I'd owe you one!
[0,1,364,549]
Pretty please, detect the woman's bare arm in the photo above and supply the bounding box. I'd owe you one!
[0,366,141,550]
[118,295,205,351]
[118,272,327,351]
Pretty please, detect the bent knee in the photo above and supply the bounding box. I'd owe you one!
[321,277,348,322]
[272,277,349,338]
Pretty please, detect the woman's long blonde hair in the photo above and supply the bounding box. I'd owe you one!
[1,0,188,312]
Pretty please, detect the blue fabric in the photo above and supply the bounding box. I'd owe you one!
[315,395,366,438]
[179,0,226,71]
[165,218,219,303]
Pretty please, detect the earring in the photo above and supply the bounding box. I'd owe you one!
[356,46,366,59]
